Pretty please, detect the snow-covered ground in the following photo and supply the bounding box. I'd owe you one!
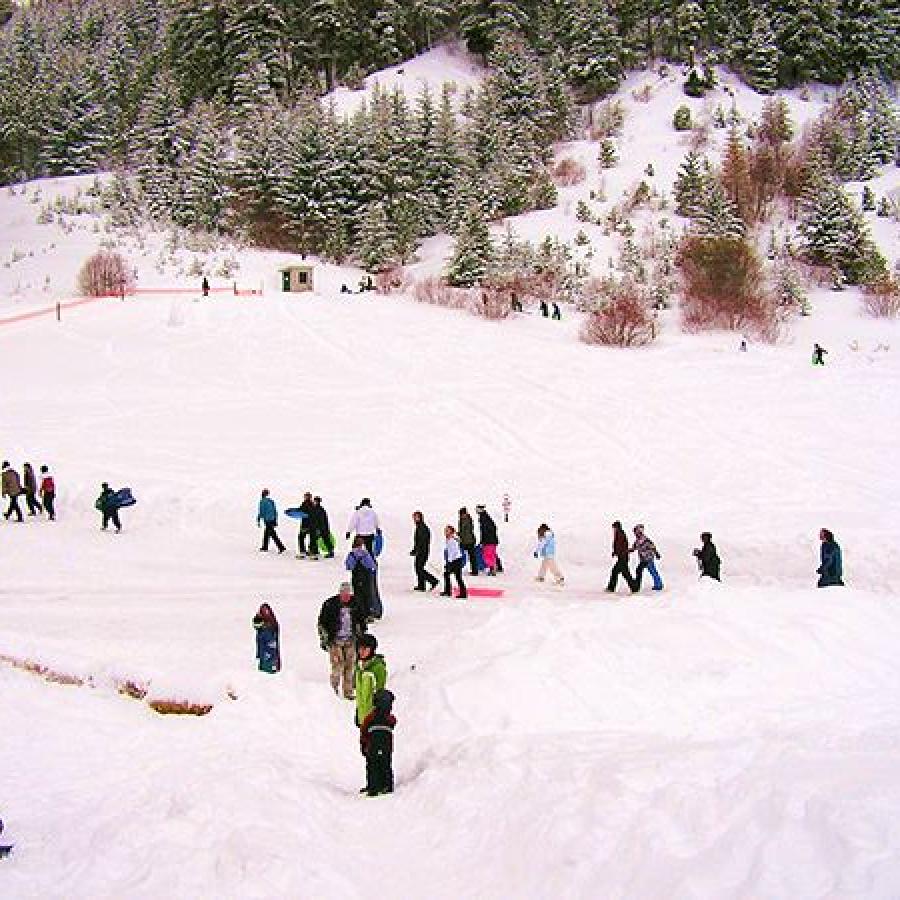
[2,61,900,899]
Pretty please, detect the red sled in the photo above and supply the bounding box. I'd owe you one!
[454,587,505,599]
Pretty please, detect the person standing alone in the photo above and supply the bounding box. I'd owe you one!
[411,511,439,591]
[257,488,286,554]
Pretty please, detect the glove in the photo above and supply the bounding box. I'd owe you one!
[345,531,351,540]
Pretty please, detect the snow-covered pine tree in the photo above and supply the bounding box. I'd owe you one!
[167,0,229,104]
[357,200,397,271]
[224,0,287,100]
[773,0,842,85]
[673,151,709,217]
[447,204,494,286]
[308,0,354,90]
[693,181,746,238]
[743,13,778,94]
[423,83,462,233]
[178,101,230,231]
[408,0,450,51]
[563,0,623,101]
[839,0,893,76]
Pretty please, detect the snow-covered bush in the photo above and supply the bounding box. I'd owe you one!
[598,139,618,168]
[576,200,595,223]
[581,281,656,347]
[673,105,692,131]
[862,278,900,318]
[683,69,706,98]
[76,250,135,297]
[590,99,625,140]
[552,157,586,186]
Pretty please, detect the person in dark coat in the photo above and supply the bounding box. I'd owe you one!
[812,343,827,365]
[817,528,844,587]
[312,495,334,558]
[97,482,121,532]
[476,504,500,575]
[540,300,549,317]
[257,488,285,553]
[21,463,42,515]
[360,688,396,797]
[410,511,439,591]
[297,491,318,559]
[39,465,56,521]
[458,507,478,576]
[318,582,367,697]
[252,603,280,673]
[346,536,380,620]
[606,520,637,593]
[201,276,210,297]
[694,532,721,580]
[1,461,23,522]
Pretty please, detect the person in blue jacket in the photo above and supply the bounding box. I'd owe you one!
[252,603,280,672]
[817,528,844,587]
[257,489,286,554]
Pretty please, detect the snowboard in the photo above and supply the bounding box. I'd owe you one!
[284,507,308,520]
[373,532,384,557]
[112,487,136,508]
[453,586,505,599]
[318,533,335,554]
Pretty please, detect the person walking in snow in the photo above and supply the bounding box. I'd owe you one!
[296,491,318,559]
[21,463,42,516]
[96,482,122,533]
[812,343,827,365]
[411,511,439,591]
[442,524,467,598]
[606,520,636,593]
[360,688,396,797]
[354,633,387,727]
[39,465,55,521]
[817,528,844,587]
[346,497,381,556]
[257,488,285,554]
[201,276,210,297]
[318,581,367,698]
[693,532,721,581]
[458,507,478,576]
[632,524,664,591]
[346,536,380,621]
[1,461,23,523]
[252,603,281,673]
[476,504,500,576]
[312,495,334,558]
[534,524,565,585]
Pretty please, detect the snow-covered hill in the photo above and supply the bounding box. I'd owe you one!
[1,60,900,899]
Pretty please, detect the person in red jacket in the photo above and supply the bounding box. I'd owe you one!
[39,465,56,521]
[606,520,637,593]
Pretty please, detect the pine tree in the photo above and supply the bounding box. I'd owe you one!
[564,0,623,100]
[357,200,397,271]
[447,205,494,286]
[720,127,753,224]
[673,151,709,217]
[167,0,229,104]
[743,13,778,94]
[774,0,842,85]
[177,102,230,231]
[694,181,746,238]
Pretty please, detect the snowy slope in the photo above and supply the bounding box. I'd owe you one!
[2,61,900,899]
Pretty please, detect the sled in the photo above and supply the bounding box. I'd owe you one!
[112,487,136,508]
[284,507,308,520]
[373,532,384,557]
[454,587,505,599]
[318,533,335,554]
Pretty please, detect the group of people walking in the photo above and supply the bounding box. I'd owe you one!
[1,461,55,522]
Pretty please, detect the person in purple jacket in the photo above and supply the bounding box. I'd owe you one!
[346,536,381,621]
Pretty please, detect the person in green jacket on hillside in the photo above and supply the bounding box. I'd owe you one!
[354,633,387,726]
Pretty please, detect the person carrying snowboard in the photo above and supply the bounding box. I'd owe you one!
[39,465,55,521]
[476,504,500,576]
[346,497,381,555]
[312,495,334,558]
[534,523,565,585]
[606,520,636,593]
[318,581,367,698]
[97,482,122,532]
[1,461,23,523]
[458,507,478,576]
[252,603,280,673]
[346,536,380,621]
[817,528,844,587]
[354,633,387,727]
[411,511,439,591]
[632,524,664,591]
[442,525,467,598]
[257,488,286,553]
[360,688,396,797]
[21,463,42,516]
[694,532,721,580]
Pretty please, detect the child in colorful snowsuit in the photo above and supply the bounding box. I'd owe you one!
[355,634,388,726]
[39,465,55,521]
[252,603,281,673]
[632,524,663,591]
[534,524,565,585]
[360,688,396,797]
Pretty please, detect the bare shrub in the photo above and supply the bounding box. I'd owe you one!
[678,235,775,335]
[475,283,512,319]
[375,264,404,294]
[590,99,625,140]
[580,281,657,347]
[552,157,586,186]
[689,123,711,150]
[76,250,135,297]
[412,275,473,310]
[862,278,900,318]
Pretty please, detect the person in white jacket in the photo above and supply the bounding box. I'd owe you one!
[346,497,381,555]
[534,524,564,586]
[441,525,467,598]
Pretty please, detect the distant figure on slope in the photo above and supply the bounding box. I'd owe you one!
[476,504,500,575]
[346,536,380,621]
[360,688,396,797]
[312,495,334,558]
[458,506,478,576]
[606,520,636,593]
[21,462,42,515]
[817,528,844,587]
[257,488,286,553]
[534,523,565,585]
[740,337,748,352]
[252,603,280,673]
[346,497,381,556]
[812,343,827,365]
[632,524,664,591]
[540,300,549,317]
[552,302,561,320]
[410,511,439,592]
[39,465,56,521]
[354,633,387,727]
[693,532,721,581]
[1,461,23,522]
[318,581,367,698]
[442,525,467,598]
[201,276,210,297]
[96,482,121,533]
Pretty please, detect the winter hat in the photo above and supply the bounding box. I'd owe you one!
[360,497,371,507]
[373,689,394,712]
[358,633,378,652]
